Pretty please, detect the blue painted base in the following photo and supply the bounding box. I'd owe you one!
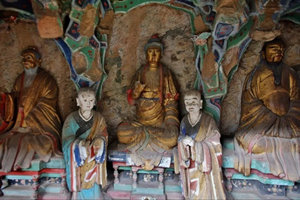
[222,137,300,200]
[107,187,183,200]
[114,170,133,191]
[0,156,70,199]
[108,147,183,200]
[225,178,300,200]
[108,144,183,199]
[2,185,36,197]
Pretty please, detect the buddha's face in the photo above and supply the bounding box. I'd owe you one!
[146,47,161,67]
[22,52,40,70]
[76,91,96,112]
[264,42,284,63]
[184,94,202,114]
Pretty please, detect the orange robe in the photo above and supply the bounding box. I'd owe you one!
[234,62,300,181]
[0,68,62,172]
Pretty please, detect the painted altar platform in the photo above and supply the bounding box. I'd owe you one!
[107,144,183,200]
[0,156,70,200]
[222,138,300,200]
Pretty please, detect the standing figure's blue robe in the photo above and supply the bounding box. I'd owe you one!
[62,111,108,199]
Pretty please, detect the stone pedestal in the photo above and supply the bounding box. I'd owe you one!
[222,138,300,200]
[0,157,70,200]
[107,146,183,200]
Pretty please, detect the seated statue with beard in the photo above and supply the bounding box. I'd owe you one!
[234,38,300,181]
[0,46,62,173]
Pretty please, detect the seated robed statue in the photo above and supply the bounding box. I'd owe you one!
[62,87,108,199]
[117,34,180,170]
[0,46,62,172]
[234,38,300,181]
[177,90,226,200]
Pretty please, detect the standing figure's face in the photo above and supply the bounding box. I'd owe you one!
[76,91,96,112]
[184,94,202,114]
[146,47,161,67]
[22,52,40,70]
[264,43,284,63]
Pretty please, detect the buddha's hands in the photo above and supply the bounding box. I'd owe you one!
[146,126,164,135]
[16,127,32,133]
[132,81,146,99]
[263,93,290,116]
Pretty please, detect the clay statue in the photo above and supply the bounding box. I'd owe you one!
[177,90,226,199]
[117,34,179,170]
[0,46,62,172]
[62,87,108,199]
[234,38,300,181]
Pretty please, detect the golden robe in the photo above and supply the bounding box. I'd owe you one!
[0,68,62,172]
[178,112,226,200]
[117,64,179,169]
[234,62,300,181]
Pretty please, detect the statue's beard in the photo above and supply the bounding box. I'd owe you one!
[266,61,283,86]
[24,67,38,88]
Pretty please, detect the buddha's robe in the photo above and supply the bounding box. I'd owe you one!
[62,111,107,199]
[178,112,226,200]
[117,64,179,169]
[234,62,300,181]
[0,68,62,172]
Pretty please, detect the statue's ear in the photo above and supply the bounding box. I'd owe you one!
[262,51,265,59]
[200,99,203,109]
[76,97,80,107]
[37,58,42,66]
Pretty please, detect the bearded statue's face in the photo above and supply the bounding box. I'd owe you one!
[264,43,284,63]
[22,52,41,70]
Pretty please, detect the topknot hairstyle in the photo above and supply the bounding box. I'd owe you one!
[144,34,164,52]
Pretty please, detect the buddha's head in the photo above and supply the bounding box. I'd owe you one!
[21,46,41,70]
[184,90,203,114]
[144,34,163,68]
[262,38,285,63]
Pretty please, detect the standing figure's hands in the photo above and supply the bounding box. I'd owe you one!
[92,138,104,155]
[182,136,194,147]
[79,140,89,158]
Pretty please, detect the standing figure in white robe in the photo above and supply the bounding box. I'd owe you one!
[178,90,226,199]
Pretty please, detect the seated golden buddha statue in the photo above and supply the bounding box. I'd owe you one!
[234,38,300,181]
[117,34,179,170]
[0,46,62,172]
